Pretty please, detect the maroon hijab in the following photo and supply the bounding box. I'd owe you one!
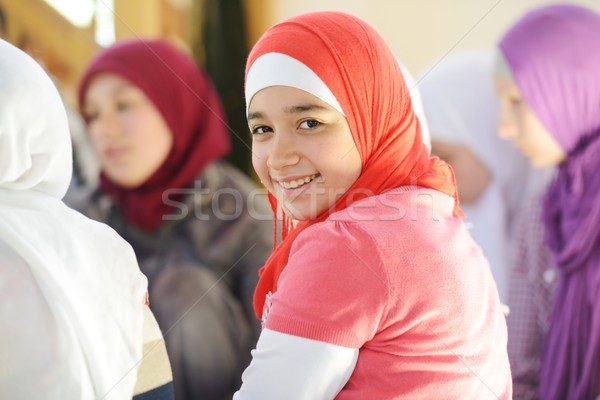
[78,39,230,231]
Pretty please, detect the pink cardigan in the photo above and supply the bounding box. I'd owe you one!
[264,187,512,399]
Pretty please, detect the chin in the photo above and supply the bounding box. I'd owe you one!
[282,204,320,222]
[530,157,554,169]
[106,173,144,189]
[282,209,312,222]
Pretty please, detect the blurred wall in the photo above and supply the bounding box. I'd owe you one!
[0,0,97,103]
[0,0,192,105]
[246,0,600,76]
[244,0,273,47]
[5,0,600,101]
[114,0,190,49]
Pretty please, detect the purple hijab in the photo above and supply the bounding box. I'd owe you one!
[500,4,600,399]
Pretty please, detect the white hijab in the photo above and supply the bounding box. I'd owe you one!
[0,40,147,399]
[418,52,532,302]
[398,61,432,151]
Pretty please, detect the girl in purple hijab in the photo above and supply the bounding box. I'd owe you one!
[497,4,600,399]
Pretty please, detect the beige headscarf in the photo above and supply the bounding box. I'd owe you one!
[0,39,147,399]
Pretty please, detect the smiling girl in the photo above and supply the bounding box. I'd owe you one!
[234,11,511,399]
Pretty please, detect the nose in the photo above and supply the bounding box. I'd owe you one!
[89,111,121,140]
[266,130,300,170]
[497,106,519,141]
[498,121,519,141]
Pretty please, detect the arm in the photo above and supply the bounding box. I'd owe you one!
[236,221,388,398]
[234,329,358,400]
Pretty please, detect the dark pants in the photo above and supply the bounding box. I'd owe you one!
[150,262,254,400]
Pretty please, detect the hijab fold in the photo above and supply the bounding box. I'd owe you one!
[244,12,460,318]
[0,39,147,399]
[500,5,600,399]
[78,40,230,231]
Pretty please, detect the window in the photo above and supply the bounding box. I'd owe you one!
[44,0,115,46]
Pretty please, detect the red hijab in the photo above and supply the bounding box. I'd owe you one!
[78,39,230,231]
[245,11,461,318]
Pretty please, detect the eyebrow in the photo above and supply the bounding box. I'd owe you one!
[247,103,328,121]
[111,83,138,98]
[84,83,134,109]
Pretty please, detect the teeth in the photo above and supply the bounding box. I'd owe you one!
[280,174,318,189]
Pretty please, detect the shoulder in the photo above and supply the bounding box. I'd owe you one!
[269,221,391,347]
[284,218,391,315]
[64,184,115,225]
[299,187,460,257]
[329,186,455,226]
[289,187,481,292]
[59,202,139,265]
[173,163,273,262]
[292,216,385,274]
[294,185,459,248]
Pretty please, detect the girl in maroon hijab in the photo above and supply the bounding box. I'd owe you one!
[77,39,273,400]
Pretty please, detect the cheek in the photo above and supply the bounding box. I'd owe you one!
[345,154,362,188]
[498,106,518,138]
[149,131,173,160]
[521,115,545,147]
[498,104,513,126]
[331,144,362,189]
[121,112,144,136]
[139,112,173,154]
[516,103,545,139]
[251,144,270,185]
[87,126,105,153]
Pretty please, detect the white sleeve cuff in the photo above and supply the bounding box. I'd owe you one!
[234,328,358,400]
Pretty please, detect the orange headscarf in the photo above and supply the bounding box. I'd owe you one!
[245,11,460,318]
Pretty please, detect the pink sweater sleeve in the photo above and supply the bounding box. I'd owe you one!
[264,220,389,348]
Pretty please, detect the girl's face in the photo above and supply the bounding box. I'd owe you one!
[83,73,173,188]
[248,86,362,221]
[495,76,566,167]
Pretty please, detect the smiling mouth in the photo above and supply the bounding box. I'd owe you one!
[105,148,128,160]
[278,174,320,189]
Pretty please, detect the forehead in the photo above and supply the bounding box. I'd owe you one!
[495,76,520,96]
[248,86,334,116]
[85,73,138,103]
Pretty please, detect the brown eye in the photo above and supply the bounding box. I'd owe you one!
[299,119,320,129]
[116,101,131,112]
[508,93,523,106]
[251,125,273,135]
[84,110,99,122]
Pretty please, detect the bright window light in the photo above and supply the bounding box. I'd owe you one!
[44,0,115,46]
[95,0,115,46]
[44,0,94,27]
